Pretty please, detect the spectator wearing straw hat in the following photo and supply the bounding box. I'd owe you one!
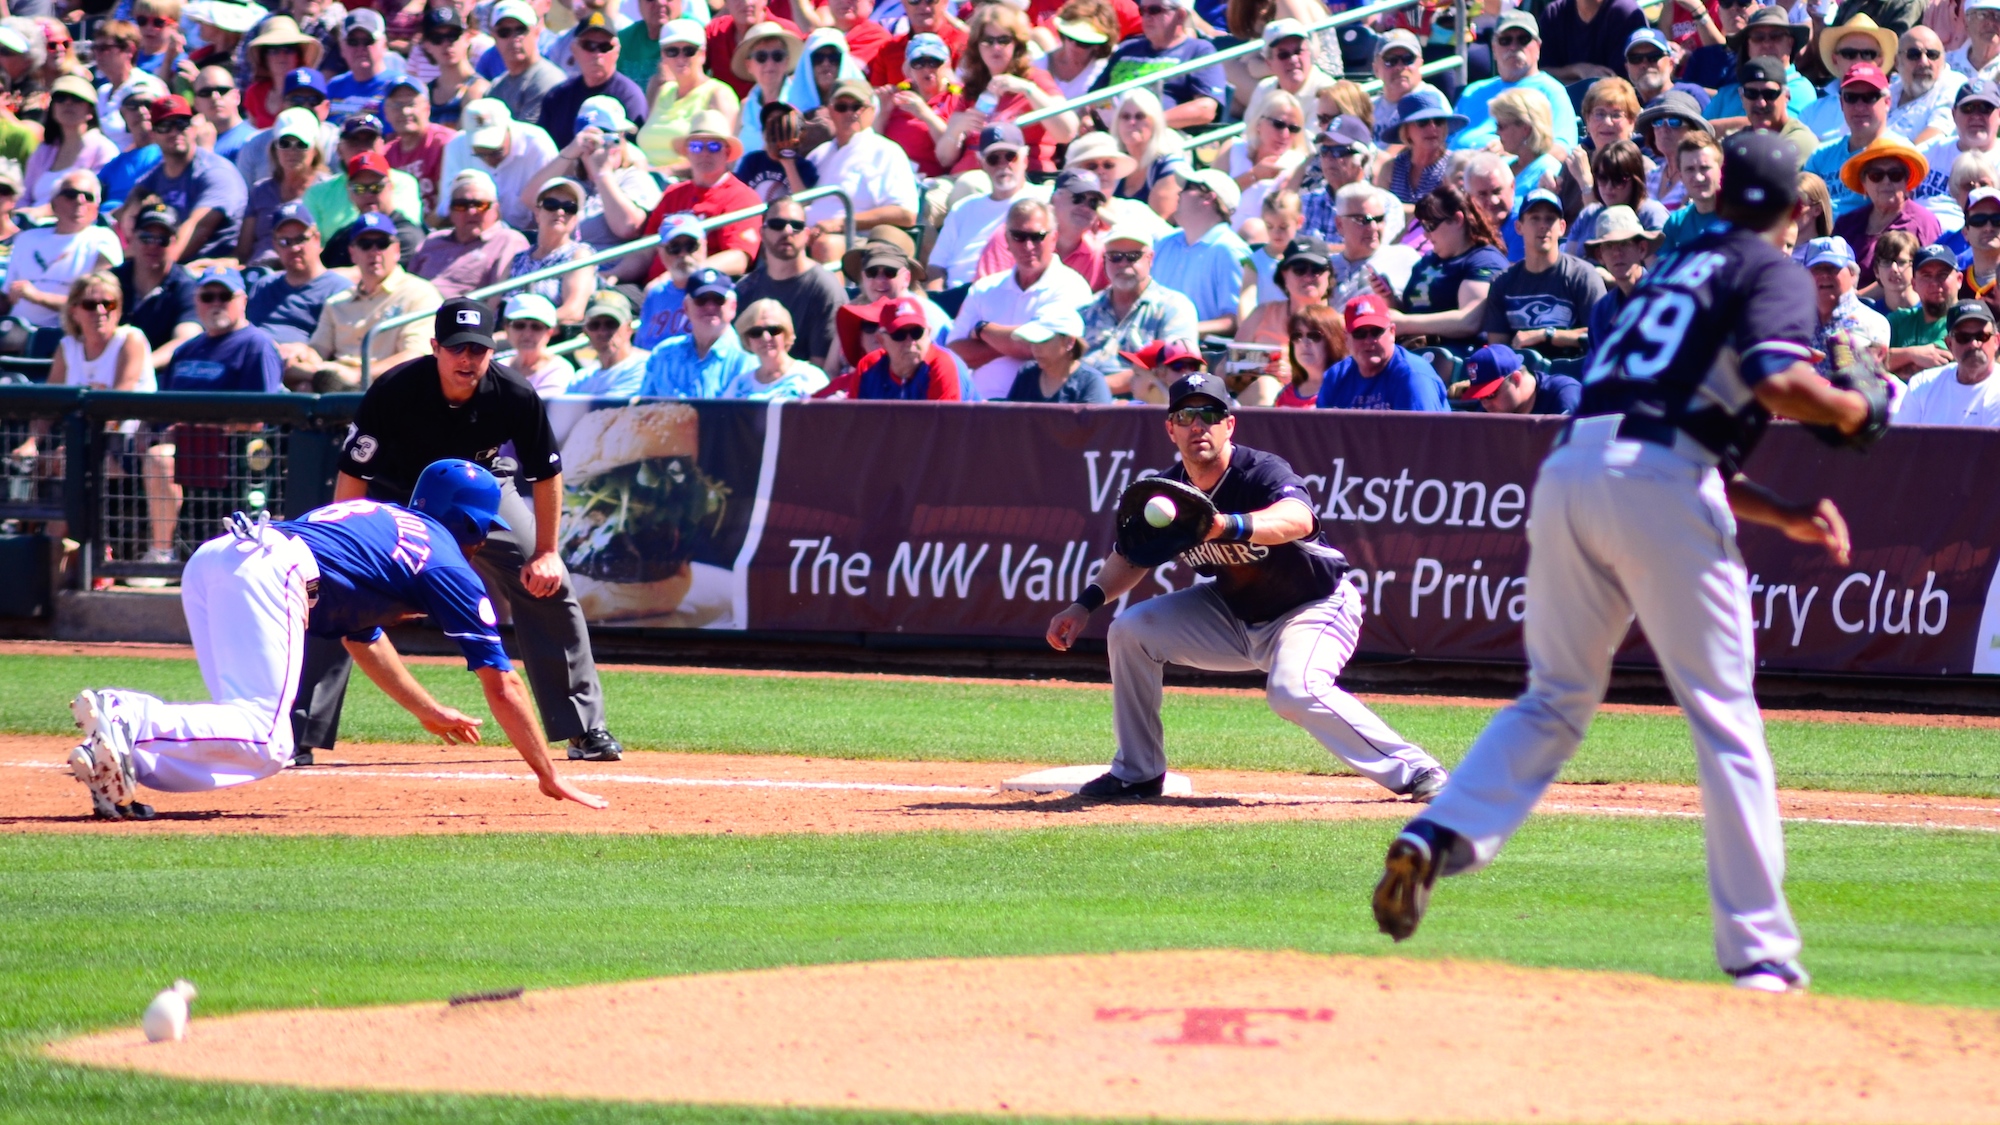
[1833,135,1938,284]
[1799,12,1901,142]
[540,8,648,150]
[1581,203,1657,356]
[643,109,762,276]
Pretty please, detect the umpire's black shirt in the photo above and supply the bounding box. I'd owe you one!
[336,355,563,503]
[1162,443,1349,625]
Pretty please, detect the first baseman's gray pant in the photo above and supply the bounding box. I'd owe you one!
[290,476,607,749]
[1106,579,1441,793]
[1422,415,1800,973]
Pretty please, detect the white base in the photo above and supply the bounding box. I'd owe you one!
[1001,765,1193,796]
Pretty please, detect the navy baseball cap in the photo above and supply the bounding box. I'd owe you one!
[1624,27,1670,55]
[979,123,1026,153]
[1720,130,1802,212]
[283,67,328,96]
[1053,168,1107,201]
[1464,345,1523,399]
[435,297,498,348]
[134,201,179,230]
[354,211,398,236]
[688,267,733,299]
[1958,77,2000,109]
[1516,188,1564,219]
[1737,56,1787,88]
[1166,370,1233,412]
[194,266,246,294]
[1915,243,1959,271]
[341,113,384,138]
[271,201,316,231]
[387,75,426,98]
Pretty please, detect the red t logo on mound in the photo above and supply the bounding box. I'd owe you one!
[1095,1007,1335,1047]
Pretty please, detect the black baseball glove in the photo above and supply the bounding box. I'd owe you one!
[1115,477,1218,568]
[1808,330,1893,451]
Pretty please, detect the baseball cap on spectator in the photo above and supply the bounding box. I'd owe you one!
[537,176,588,207]
[272,201,316,231]
[135,202,180,230]
[346,150,391,177]
[578,94,636,135]
[343,8,386,40]
[1840,61,1890,91]
[1804,235,1859,270]
[1515,188,1564,220]
[831,77,873,105]
[1319,113,1375,152]
[342,113,385,139]
[194,266,247,295]
[1948,299,1996,328]
[353,211,398,237]
[435,297,498,349]
[1148,0,1193,9]
[1374,27,1420,58]
[284,67,329,99]
[387,75,427,98]
[191,0,265,33]
[1624,27,1670,56]
[688,267,733,300]
[1960,78,2000,110]
[118,74,167,106]
[1178,167,1240,214]
[0,27,29,55]
[1343,293,1394,332]
[906,31,953,62]
[1464,345,1524,399]
[879,297,927,335]
[1737,56,1786,87]
[585,291,633,325]
[658,211,706,246]
[1721,130,1804,212]
[0,166,23,196]
[1014,305,1085,344]
[979,123,1027,156]
[660,18,704,47]
[1494,10,1540,38]
[1103,220,1154,248]
[1262,17,1307,47]
[576,9,615,36]
[1054,168,1108,204]
[1971,186,2000,210]
[423,5,465,30]
[1166,370,1233,412]
[491,0,537,30]
[1972,0,2000,9]
[1120,338,1204,371]
[503,292,559,327]
[1635,90,1712,134]
[1914,244,1960,271]
[1278,235,1331,271]
[151,94,194,121]
[450,167,499,201]
[463,98,513,150]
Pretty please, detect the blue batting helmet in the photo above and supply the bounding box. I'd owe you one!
[409,459,511,548]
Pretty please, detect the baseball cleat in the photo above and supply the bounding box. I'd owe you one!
[118,802,157,821]
[289,749,315,767]
[568,728,623,762]
[70,691,139,811]
[1404,766,1448,803]
[1075,771,1165,800]
[68,744,122,820]
[1373,819,1455,941]
[1731,960,1811,993]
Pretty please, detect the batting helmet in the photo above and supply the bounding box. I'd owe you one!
[409,459,511,548]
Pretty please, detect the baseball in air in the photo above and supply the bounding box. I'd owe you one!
[1144,495,1177,528]
[143,979,196,1043]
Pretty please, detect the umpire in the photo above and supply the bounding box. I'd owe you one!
[1046,373,1448,801]
[290,298,625,764]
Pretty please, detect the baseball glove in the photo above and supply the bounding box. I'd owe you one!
[1115,477,1218,568]
[1808,330,1893,451]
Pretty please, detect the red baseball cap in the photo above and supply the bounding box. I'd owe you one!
[346,151,391,178]
[150,94,193,120]
[1118,339,1204,370]
[1344,294,1393,332]
[880,297,926,334]
[1841,62,1889,91]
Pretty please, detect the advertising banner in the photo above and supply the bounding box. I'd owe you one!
[555,399,2000,677]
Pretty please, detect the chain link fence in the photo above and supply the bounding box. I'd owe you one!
[93,424,290,581]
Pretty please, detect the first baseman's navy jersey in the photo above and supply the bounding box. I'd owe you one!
[337,357,561,502]
[278,500,511,672]
[1163,444,1350,624]
[1578,224,1816,469]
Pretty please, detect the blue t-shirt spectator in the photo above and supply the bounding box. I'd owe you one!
[133,149,249,260]
[1451,71,1580,150]
[1152,224,1252,324]
[1316,345,1451,411]
[639,328,757,398]
[214,119,259,164]
[635,281,687,350]
[325,71,393,125]
[162,324,286,393]
[99,145,162,211]
[1091,35,1224,113]
[245,270,354,345]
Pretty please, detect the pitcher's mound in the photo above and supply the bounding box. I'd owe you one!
[48,950,2000,1123]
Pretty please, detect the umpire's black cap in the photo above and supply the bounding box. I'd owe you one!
[1719,131,1800,213]
[435,297,498,349]
[1167,371,1234,413]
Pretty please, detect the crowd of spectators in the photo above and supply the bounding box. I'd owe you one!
[0,0,1990,427]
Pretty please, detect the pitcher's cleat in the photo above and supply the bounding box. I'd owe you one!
[1732,960,1810,993]
[1373,819,1457,941]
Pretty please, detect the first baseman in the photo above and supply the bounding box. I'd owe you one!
[1371,134,1888,993]
[1047,373,1448,801]
[66,459,608,819]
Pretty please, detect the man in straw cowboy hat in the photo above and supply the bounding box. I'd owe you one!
[642,109,760,275]
[1798,12,1899,141]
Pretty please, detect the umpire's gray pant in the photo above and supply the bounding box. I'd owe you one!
[1106,580,1440,793]
[290,475,607,749]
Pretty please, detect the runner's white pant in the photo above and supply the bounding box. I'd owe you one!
[1422,415,1801,972]
[1107,579,1441,793]
[96,530,317,792]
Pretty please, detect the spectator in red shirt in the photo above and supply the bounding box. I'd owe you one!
[644,111,762,275]
[381,76,455,221]
[874,33,958,177]
[709,0,804,98]
[868,0,969,85]
[827,0,893,71]
[974,167,1111,289]
[816,296,963,399]
[936,4,1079,177]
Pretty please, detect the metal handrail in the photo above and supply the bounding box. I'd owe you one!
[356,185,858,387]
[1015,0,1466,129]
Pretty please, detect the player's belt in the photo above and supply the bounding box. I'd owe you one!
[1613,414,1679,447]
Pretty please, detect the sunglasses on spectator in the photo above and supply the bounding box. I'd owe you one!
[1906,47,1943,61]
[354,235,396,251]
[1835,47,1879,60]
[981,34,1018,47]
[275,232,314,247]
[1106,250,1145,264]
[426,30,462,44]
[1138,4,1174,15]
[1379,51,1417,67]
[136,231,171,245]
[1625,50,1664,65]
[665,237,702,253]
[153,118,191,134]
[92,41,130,53]
[286,92,326,107]
[690,293,727,308]
[1285,262,1328,276]
[1340,211,1387,224]
[863,265,902,279]
[1955,330,1994,344]
[345,34,377,47]
[685,139,729,155]
[56,187,95,203]
[1272,45,1308,61]
[1967,212,2000,227]
[196,288,236,304]
[984,149,1019,165]
[1167,405,1226,426]
[351,179,387,194]
[742,325,787,339]
[134,16,172,27]
[494,23,530,38]
[1718,0,1759,8]
[539,196,579,214]
[829,100,867,114]
[450,198,491,212]
[585,318,622,333]
[1655,114,1691,128]
[195,85,235,98]
[1078,160,1123,176]
[1007,228,1049,243]
[1351,326,1387,340]
[812,49,840,64]
[575,37,616,53]
[764,217,807,232]
[75,298,118,312]
[1296,330,1327,342]
[1264,118,1303,133]
[1320,144,1362,159]
[887,326,927,342]
[1495,33,1534,48]
[1740,86,1782,103]
[750,49,788,63]
[1841,90,1884,104]
[1864,165,1909,183]
[509,319,550,332]
[911,56,945,69]
[661,45,699,58]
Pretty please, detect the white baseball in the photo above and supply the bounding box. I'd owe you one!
[143,979,196,1043]
[1143,495,1177,528]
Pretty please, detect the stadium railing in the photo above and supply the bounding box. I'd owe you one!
[356,186,858,387]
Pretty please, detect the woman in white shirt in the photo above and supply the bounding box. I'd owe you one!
[721,299,828,400]
[499,293,576,397]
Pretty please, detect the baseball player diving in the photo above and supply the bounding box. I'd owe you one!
[65,459,609,820]
[1047,373,1449,802]
[1370,133,1891,993]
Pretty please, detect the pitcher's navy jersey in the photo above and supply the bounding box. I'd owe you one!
[1161,445,1350,624]
[277,500,511,672]
[1578,224,1816,469]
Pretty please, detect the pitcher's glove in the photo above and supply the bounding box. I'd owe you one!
[1809,331,1893,451]
[1115,477,1217,568]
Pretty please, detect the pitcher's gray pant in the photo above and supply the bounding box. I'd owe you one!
[1106,579,1441,793]
[291,476,607,749]
[1422,415,1800,973]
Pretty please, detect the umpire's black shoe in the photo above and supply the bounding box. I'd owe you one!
[1373,819,1458,942]
[1075,771,1165,800]
[567,729,624,762]
[288,749,314,768]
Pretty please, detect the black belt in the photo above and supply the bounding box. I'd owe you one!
[1558,413,1680,448]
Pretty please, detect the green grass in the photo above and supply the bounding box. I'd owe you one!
[2,818,1998,1124]
[6,654,1999,796]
